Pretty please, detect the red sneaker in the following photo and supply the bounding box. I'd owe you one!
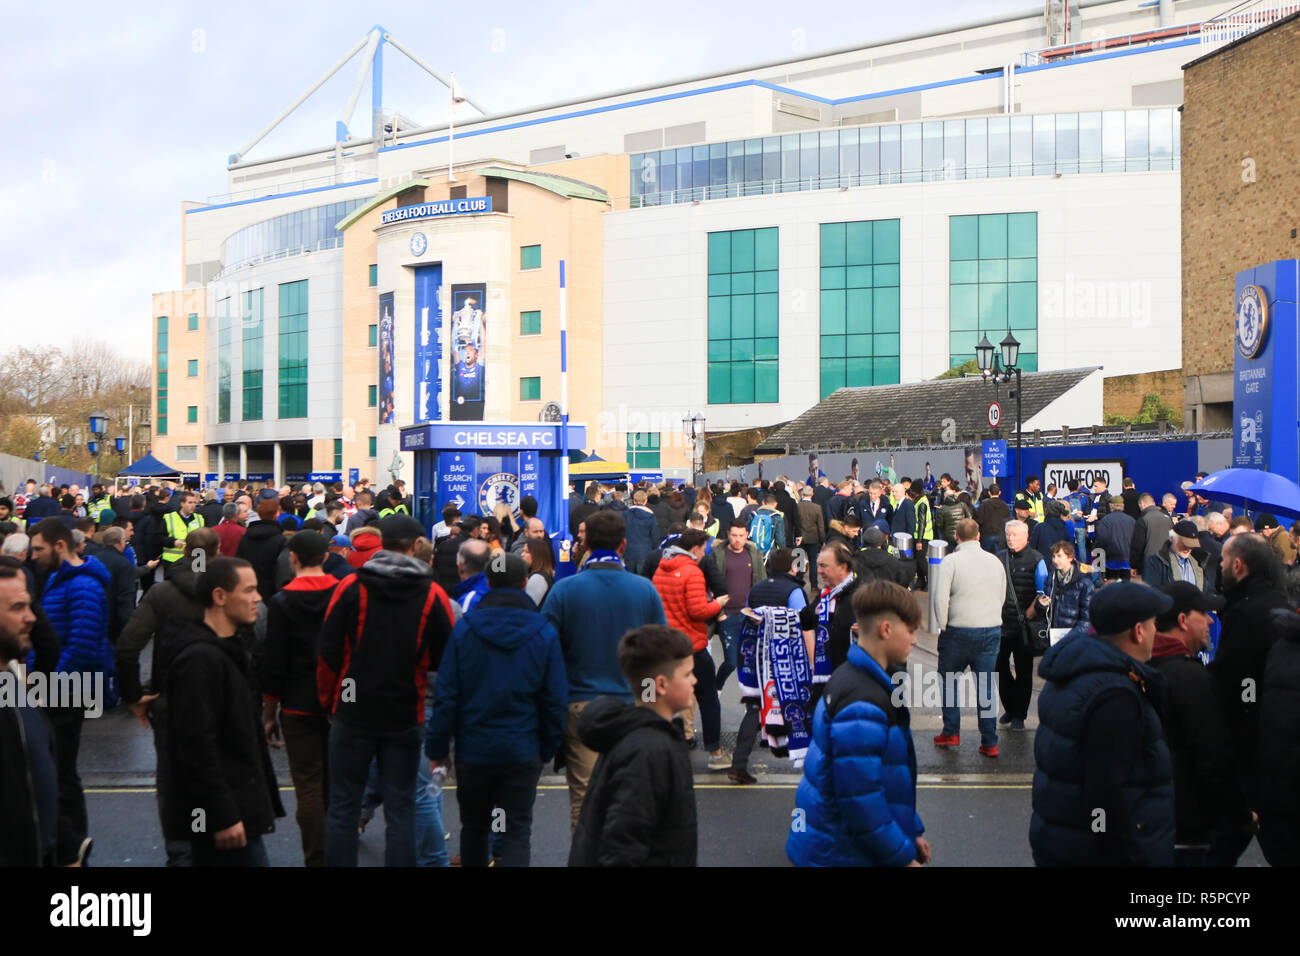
[933,733,960,747]
[979,745,999,758]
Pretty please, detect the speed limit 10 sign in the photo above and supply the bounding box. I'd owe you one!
[987,402,1002,429]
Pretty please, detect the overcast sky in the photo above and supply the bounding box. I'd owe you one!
[0,0,1035,362]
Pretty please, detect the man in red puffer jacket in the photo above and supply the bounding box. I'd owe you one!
[652,528,729,769]
[346,526,383,569]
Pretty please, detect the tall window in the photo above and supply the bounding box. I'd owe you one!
[368,384,377,407]
[156,316,168,437]
[627,433,661,469]
[368,436,377,458]
[278,280,308,418]
[368,324,377,347]
[333,438,343,470]
[708,227,779,404]
[520,245,541,270]
[241,289,263,421]
[187,405,198,424]
[520,310,541,335]
[368,264,377,287]
[949,213,1038,371]
[819,219,900,399]
[187,313,199,331]
[217,298,232,423]
[520,376,541,401]
[187,359,198,377]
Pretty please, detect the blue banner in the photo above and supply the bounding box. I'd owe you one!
[401,423,586,452]
[379,292,396,425]
[437,452,477,516]
[414,265,443,423]
[348,467,360,487]
[982,440,1008,479]
[519,450,539,504]
[308,472,341,483]
[1233,260,1299,479]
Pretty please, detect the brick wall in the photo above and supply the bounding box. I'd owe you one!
[1103,368,1185,421]
[1182,13,1300,379]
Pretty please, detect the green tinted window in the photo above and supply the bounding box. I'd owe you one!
[187,359,198,377]
[278,280,308,419]
[520,310,541,335]
[520,376,541,401]
[520,245,541,269]
[948,213,1037,371]
[819,219,900,398]
[708,227,778,404]
[627,432,661,469]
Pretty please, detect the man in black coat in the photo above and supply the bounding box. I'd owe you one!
[83,525,137,647]
[236,497,288,603]
[569,625,697,866]
[1094,496,1137,581]
[1149,582,1252,866]
[975,484,1011,553]
[161,557,285,866]
[996,520,1044,730]
[1209,532,1291,864]
[1258,609,1300,866]
[854,528,910,587]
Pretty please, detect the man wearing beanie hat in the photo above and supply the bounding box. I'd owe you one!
[425,551,566,867]
[1142,519,1214,592]
[1255,513,1297,567]
[1031,582,1175,866]
[318,512,456,867]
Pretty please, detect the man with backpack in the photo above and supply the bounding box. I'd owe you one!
[750,493,786,559]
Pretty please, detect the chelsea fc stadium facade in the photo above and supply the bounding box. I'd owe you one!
[151,0,1242,490]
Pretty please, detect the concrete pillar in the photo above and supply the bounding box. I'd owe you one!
[217,445,226,482]
[239,443,247,480]
[273,442,283,489]
[1158,0,1174,28]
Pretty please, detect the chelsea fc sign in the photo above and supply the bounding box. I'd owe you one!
[1236,285,1268,359]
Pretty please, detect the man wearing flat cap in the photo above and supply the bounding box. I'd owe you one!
[1030,582,1175,866]
[1142,520,1214,593]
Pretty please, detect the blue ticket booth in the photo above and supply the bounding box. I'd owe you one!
[400,421,587,535]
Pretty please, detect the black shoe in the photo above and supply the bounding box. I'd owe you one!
[998,712,1013,726]
[727,768,757,785]
[684,736,698,750]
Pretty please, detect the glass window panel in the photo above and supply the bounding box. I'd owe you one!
[1033,114,1055,173]
[874,332,900,355]
[872,357,900,384]
[1056,113,1079,174]
[943,119,964,181]
[187,359,198,376]
[821,291,846,334]
[1150,108,1173,169]
[781,134,799,184]
[708,232,731,273]
[978,284,1008,328]
[1126,110,1149,171]
[1011,330,1037,354]
[846,265,873,288]
[731,272,754,295]
[839,127,859,181]
[820,266,845,290]
[693,145,708,192]
[979,259,1008,283]
[731,338,754,362]
[1017,353,1038,373]
[708,339,730,362]
[900,123,922,183]
[820,130,839,183]
[821,359,845,398]
[744,139,762,183]
[731,295,754,338]
[708,274,730,296]
[950,260,979,284]
[1102,110,1125,172]
[966,117,987,179]
[1008,212,1037,258]
[979,214,1008,259]
[950,216,978,260]
[731,230,755,271]
[950,286,979,329]
[755,294,779,335]
[872,288,900,331]
[846,333,871,356]
[821,335,845,358]
[1172,108,1180,158]
[755,270,778,293]
[922,121,944,181]
[860,126,880,183]
[879,126,901,183]
[845,356,872,387]
[800,132,819,185]
[763,136,781,183]
[1009,258,1037,282]
[731,364,755,404]
[950,331,977,359]
[1010,116,1033,176]
[676,149,692,190]
[754,228,778,270]
[727,141,744,186]
[987,116,1010,178]
[1009,285,1038,329]
[846,289,872,332]
[708,297,730,338]
[873,219,900,264]
[821,223,846,267]
[873,263,900,287]
[754,337,779,360]
[1079,112,1102,173]
[845,221,872,264]
[709,142,727,187]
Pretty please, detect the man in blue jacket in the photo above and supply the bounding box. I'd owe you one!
[28,517,110,864]
[543,509,666,829]
[788,579,931,867]
[426,552,566,867]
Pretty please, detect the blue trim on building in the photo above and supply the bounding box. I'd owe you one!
[1018,36,1200,74]
[186,178,379,214]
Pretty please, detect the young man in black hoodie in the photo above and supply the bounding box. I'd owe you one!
[569,624,698,866]
[237,496,287,603]
[162,557,285,866]
[262,531,338,867]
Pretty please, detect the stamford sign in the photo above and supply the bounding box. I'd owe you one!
[381,196,493,225]
[1043,460,1124,491]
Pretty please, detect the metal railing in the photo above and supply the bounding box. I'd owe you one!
[204,169,373,206]
[1021,23,1202,66]
[217,237,346,277]
[1200,0,1300,51]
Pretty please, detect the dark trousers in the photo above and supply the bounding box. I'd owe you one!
[731,701,761,772]
[693,649,721,751]
[1259,815,1300,867]
[454,761,543,867]
[996,630,1034,721]
[46,705,87,862]
[914,550,929,589]
[325,721,421,867]
[149,704,193,866]
[282,712,330,867]
[191,835,269,867]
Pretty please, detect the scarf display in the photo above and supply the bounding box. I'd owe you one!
[812,573,855,684]
[737,607,814,766]
[582,549,625,569]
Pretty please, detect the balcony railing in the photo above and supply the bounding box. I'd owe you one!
[1200,0,1300,52]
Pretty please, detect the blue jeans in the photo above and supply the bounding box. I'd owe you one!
[415,720,449,867]
[326,721,422,867]
[714,614,746,691]
[191,835,269,867]
[937,625,1001,747]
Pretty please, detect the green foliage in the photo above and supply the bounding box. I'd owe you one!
[1104,392,1183,427]
[933,359,980,381]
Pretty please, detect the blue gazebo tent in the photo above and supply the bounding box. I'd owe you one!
[117,453,181,479]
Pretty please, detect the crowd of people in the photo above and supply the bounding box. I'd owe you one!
[1,462,1298,868]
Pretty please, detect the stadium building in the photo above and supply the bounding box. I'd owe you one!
[151,0,1279,492]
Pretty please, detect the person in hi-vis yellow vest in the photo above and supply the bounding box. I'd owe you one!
[162,491,203,574]
[1017,476,1045,523]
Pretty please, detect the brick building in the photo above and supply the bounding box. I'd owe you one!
[1181,9,1300,432]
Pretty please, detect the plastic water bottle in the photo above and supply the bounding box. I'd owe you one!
[426,764,446,799]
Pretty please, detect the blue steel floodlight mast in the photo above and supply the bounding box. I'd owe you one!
[227,25,487,168]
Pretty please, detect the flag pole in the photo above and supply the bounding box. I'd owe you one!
[447,72,457,183]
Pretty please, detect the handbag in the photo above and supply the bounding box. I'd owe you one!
[1004,551,1050,655]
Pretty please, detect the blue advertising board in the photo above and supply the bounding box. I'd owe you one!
[414,264,443,423]
[436,452,477,516]
[401,423,586,453]
[1233,260,1299,481]
[982,440,1008,479]
[519,450,539,504]
[348,467,360,487]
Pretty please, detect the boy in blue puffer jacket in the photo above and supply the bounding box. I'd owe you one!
[788,579,931,867]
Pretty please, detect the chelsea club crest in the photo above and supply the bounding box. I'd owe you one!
[479,473,520,517]
[410,232,428,257]
[1236,285,1268,360]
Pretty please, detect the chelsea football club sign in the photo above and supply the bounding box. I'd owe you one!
[1236,285,1269,359]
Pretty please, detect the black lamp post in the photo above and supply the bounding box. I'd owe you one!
[89,412,108,485]
[976,332,1023,488]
